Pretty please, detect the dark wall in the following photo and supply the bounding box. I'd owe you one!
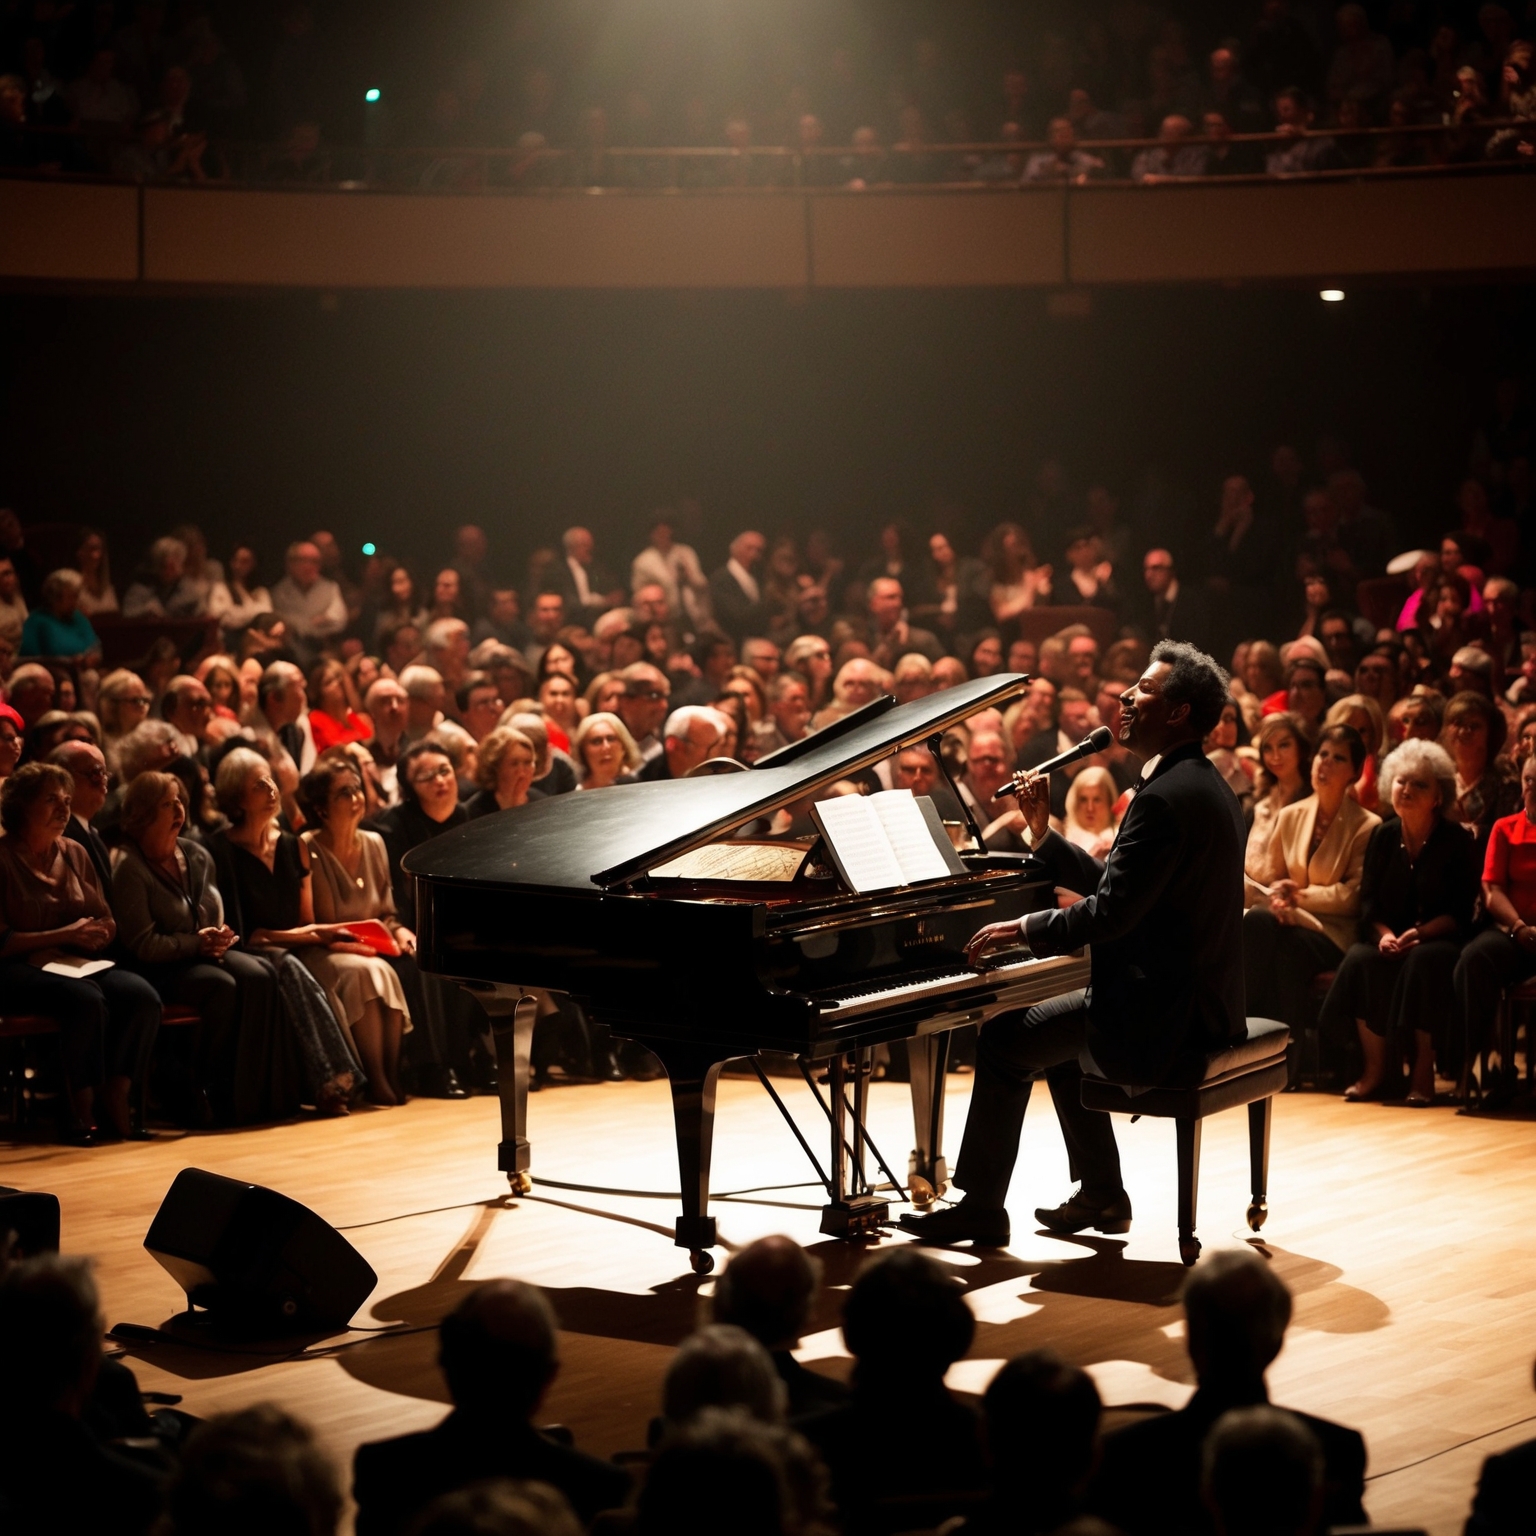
[0,281,1529,587]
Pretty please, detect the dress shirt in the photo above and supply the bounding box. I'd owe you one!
[726,557,760,603]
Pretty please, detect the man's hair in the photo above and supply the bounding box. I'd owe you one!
[425,618,469,652]
[258,662,300,709]
[1182,1249,1292,1382]
[663,705,723,744]
[115,719,183,781]
[455,670,496,714]
[712,1235,820,1349]
[1148,640,1231,738]
[842,1247,974,1381]
[364,676,406,711]
[662,1324,786,1427]
[409,1480,581,1536]
[160,1404,342,1536]
[0,1253,103,1411]
[438,1279,559,1417]
[635,1408,796,1536]
[767,672,809,705]
[1202,1405,1323,1536]
[399,665,444,702]
[162,674,205,714]
[984,1348,1102,1495]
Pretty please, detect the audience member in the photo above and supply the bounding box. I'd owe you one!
[466,726,543,816]
[1202,1405,1324,1536]
[270,540,348,665]
[571,711,640,788]
[637,704,726,781]
[710,531,770,640]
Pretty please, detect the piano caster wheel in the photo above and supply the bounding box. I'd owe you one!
[508,1170,532,1196]
[1179,1236,1202,1267]
[1246,1200,1268,1233]
[689,1250,715,1276]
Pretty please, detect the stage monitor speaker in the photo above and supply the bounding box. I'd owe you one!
[0,1187,61,1255]
[144,1168,376,1330]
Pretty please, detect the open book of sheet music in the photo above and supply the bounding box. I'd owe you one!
[810,790,967,895]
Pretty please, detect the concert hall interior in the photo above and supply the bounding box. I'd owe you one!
[3,3,1536,1535]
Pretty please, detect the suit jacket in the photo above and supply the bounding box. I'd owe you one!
[708,564,770,641]
[65,816,113,893]
[1124,583,1211,652]
[540,555,620,617]
[1091,1385,1367,1536]
[1252,793,1379,952]
[352,1411,630,1536]
[1021,740,1247,1085]
[1465,1435,1536,1534]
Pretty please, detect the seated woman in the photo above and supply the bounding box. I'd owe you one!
[297,753,412,1106]
[1057,766,1119,858]
[111,770,285,1126]
[1443,690,1519,862]
[0,762,161,1143]
[20,570,102,667]
[0,701,21,786]
[1245,724,1379,1055]
[536,672,579,753]
[1325,693,1387,813]
[1455,752,1536,1097]
[208,746,368,1115]
[194,654,243,722]
[1244,713,1311,891]
[466,727,543,819]
[572,712,641,790]
[96,669,155,777]
[1204,698,1254,808]
[1322,739,1481,1105]
[307,658,372,753]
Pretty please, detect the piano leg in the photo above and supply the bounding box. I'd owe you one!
[907,1029,952,1205]
[819,1050,889,1239]
[463,984,536,1194]
[645,1040,728,1276]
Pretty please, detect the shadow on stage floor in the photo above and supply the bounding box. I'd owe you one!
[109,1196,1390,1406]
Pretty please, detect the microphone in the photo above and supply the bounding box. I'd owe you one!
[1003,726,1113,797]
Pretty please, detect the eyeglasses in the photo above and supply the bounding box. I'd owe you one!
[122,694,152,707]
[411,763,456,785]
[630,688,668,701]
[77,767,109,785]
[187,697,213,711]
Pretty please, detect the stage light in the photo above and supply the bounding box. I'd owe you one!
[365,88,381,103]
[1319,288,1345,303]
[361,542,377,556]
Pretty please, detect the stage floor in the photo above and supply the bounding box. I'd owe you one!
[6,1074,1536,1536]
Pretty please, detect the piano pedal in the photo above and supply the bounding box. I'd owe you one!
[908,1175,937,1209]
[819,1194,890,1239]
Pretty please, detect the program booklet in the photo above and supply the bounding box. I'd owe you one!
[809,789,967,895]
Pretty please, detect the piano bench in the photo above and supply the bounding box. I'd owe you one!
[1079,1017,1291,1266]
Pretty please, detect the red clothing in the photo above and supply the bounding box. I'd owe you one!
[310,709,373,752]
[545,722,571,753]
[1260,688,1290,717]
[1483,811,1536,923]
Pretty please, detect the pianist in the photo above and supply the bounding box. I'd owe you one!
[902,641,1246,1248]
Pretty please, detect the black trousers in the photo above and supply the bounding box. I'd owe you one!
[953,988,1123,1209]
[1455,925,1536,1055]
[0,961,160,1093]
[1242,907,1344,1030]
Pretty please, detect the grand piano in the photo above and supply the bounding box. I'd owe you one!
[404,673,1088,1272]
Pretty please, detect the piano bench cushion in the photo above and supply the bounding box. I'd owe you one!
[1079,1018,1291,1121]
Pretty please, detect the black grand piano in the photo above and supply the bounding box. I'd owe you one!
[404,673,1088,1272]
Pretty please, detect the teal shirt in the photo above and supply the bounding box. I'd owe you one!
[20,608,100,658]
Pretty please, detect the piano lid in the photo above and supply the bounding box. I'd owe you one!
[402,673,1030,893]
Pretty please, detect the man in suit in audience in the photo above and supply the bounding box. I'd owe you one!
[637,705,726,782]
[50,741,113,890]
[1124,548,1211,652]
[353,1279,628,1536]
[1090,1250,1366,1535]
[708,530,769,641]
[901,641,1245,1246]
[541,526,622,623]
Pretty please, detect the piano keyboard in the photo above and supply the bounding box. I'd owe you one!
[815,952,1070,1019]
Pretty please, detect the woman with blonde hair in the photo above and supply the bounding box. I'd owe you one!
[1244,713,1311,891]
[195,654,243,721]
[1325,693,1387,812]
[1059,766,1119,858]
[572,711,640,789]
[467,727,543,817]
[96,668,156,775]
[812,657,890,730]
[584,670,626,717]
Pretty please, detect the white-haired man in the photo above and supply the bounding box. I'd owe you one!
[637,705,728,782]
[270,539,347,663]
[545,525,622,621]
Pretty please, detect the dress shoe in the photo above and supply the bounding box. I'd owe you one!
[1035,1188,1133,1236]
[898,1200,1011,1247]
[419,1065,470,1100]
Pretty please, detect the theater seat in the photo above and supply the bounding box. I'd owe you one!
[1081,1018,1291,1265]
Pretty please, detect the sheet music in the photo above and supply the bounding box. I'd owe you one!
[870,790,956,884]
[811,795,907,893]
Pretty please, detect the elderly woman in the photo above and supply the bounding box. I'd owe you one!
[1244,713,1311,889]
[0,762,161,1143]
[208,747,367,1115]
[1322,739,1481,1105]
[96,668,156,774]
[1443,691,1519,860]
[1245,724,1380,1055]
[573,711,640,789]
[1325,693,1387,812]
[298,754,413,1106]
[466,727,544,818]
[111,770,286,1125]
[0,701,21,784]
[375,740,482,1098]
[20,570,101,664]
[812,658,890,730]
[1456,753,1536,1096]
[1058,765,1120,858]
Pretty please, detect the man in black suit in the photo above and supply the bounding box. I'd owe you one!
[707,529,769,641]
[1124,546,1211,652]
[50,741,113,890]
[1090,1250,1367,1535]
[353,1278,629,1536]
[635,705,727,782]
[901,640,1245,1246]
[539,526,623,623]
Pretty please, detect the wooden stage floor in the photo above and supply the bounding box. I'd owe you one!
[6,1074,1536,1536]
